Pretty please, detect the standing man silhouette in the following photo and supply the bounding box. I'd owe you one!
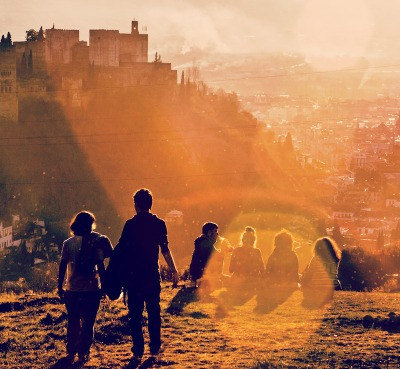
[118,189,179,362]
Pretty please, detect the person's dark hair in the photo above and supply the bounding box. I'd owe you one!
[241,226,256,247]
[133,188,153,211]
[202,222,218,235]
[314,237,341,263]
[274,230,293,253]
[70,211,96,236]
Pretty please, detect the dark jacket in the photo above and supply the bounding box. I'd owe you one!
[189,235,217,281]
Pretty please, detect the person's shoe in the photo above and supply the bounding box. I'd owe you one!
[65,353,75,365]
[129,354,143,366]
[131,346,144,359]
[77,352,90,363]
[150,344,163,356]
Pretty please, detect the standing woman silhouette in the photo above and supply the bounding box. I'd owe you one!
[58,211,112,365]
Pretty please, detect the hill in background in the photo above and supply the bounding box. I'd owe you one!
[0,80,322,265]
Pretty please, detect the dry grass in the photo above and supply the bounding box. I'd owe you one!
[0,285,400,368]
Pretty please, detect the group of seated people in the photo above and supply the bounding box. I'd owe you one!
[189,223,342,308]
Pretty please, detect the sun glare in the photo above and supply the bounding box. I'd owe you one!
[295,0,374,70]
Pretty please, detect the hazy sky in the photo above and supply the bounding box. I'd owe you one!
[2,0,400,68]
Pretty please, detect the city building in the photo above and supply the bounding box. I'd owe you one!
[0,222,13,251]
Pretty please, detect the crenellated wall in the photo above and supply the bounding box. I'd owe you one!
[45,28,79,65]
[89,30,120,67]
[89,21,148,66]
[0,21,175,122]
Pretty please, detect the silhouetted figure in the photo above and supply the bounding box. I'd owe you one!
[256,231,299,312]
[265,230,299,288]
[118,189,178,363]
[230,226,264,278]
[227,227,264,304]
[214,235,233,278]
[301,237,341,308]
[189,222,222,290]
[58,211,112,365]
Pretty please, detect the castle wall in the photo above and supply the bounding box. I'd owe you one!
[0,50,18,122]
[14,41,47,76]
[89,30,119,67]
[72,41,89,66]
[119,34,148,64]
[89,22,148,67]
[45,29,79,65]
[0,21,175,123]
[91,62,176,88]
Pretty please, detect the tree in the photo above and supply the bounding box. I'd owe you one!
[21,52,27,76]
[187,65,200,84]
[26,29,38,42]
[28,50,33,73]
[391,221,400,243]
[332,222,344,247]
[283,132,294,153]
[25,221,36,236]
[154,52,161,62]
[376,231,384,250]
[316,218,327,237]
[0,33,12,48]
[37,26,45,41]
[6,32,12,46]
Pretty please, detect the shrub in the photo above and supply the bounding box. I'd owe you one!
[381,245,400,274]
[0,278,29,294]
[24,262,58,292]
[159,265,190,282]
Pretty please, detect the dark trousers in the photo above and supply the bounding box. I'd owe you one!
[127,283,161,356]
[64,290,102,356]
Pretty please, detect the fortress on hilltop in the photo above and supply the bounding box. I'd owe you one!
[0,21,177,122]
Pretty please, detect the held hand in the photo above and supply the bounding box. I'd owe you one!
[172,271,179,288]
[58,287,65,302]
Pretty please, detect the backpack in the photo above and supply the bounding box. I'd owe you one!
[77,233,112,276]
[102,242,130,300]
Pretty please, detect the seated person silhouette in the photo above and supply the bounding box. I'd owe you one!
[227,226,264,304]
[256,230,299,312]
[265,230,299,289]
[214,235,233,276]
[301,237,341,308]
[189,222,223,293]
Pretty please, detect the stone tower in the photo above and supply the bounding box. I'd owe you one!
[0,49,18,122]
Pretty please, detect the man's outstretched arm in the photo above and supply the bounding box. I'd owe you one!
[162,249,179,287]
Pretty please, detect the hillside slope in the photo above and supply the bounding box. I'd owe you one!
[0,84,311,251]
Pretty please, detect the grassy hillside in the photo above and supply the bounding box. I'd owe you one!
[0,286,399,368]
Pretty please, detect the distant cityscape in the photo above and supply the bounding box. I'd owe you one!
[243,94,400,250]
[1,21,400,259]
